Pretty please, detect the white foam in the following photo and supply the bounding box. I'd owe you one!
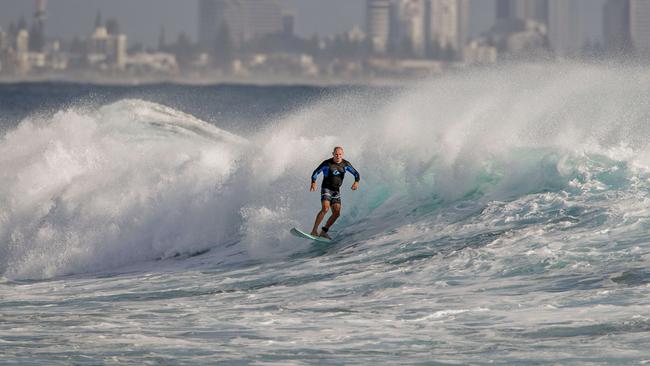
[0,99,248,279]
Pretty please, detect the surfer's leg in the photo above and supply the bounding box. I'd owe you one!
[311,200,330,235]
[323,203,341,231]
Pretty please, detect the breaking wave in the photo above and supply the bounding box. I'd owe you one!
[3,63,650,280]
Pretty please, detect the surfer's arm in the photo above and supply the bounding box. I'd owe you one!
[310,161,328,191]
[311,161,328,182]
[345,163,360,190]
[345,163,360,182]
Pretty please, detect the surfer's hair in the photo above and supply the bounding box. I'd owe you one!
[333,146,343,153]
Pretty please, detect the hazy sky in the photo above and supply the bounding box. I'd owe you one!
[0,0,605,48]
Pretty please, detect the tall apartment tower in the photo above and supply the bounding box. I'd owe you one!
[516,0,549,24]
[496,0,511,20]
[199,0,218,47]
[496,0,548,23]
[548,0,581,57]
[457,0,469,52]
[34,0,47,23]
[497,0,582,57]
[603,0,631,52]
[630,0,650,55]
[16,29,30,75]
[367,0,391,54]
[31,0,47,52]
[392,0,427,57]
[426,0,469,58]
[603,0,650,55]
[198,0,283,48]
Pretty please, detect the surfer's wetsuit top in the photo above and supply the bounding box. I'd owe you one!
[311,158,360,204]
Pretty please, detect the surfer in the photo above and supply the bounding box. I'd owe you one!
[310,146,360,239]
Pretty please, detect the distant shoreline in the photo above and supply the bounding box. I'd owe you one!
[0,73,414,88]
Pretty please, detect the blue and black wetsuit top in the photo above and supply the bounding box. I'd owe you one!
[311,158,360,192]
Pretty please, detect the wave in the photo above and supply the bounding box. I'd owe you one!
[2,63,650,280]
[0,99,248,279]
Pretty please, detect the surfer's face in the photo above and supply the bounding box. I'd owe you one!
[333,148,343,163]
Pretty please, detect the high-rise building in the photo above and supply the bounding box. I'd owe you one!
[114,34,127,69]
[16,29,30,74]
[548,0,580,57]
[0,29,6,51]
[496,0,512,20]
[457,0,469,51]
[393,0,427,57]
[34,0,47,24]
[603,0,630,53]
[426,0,469,59]
[516,0,548,24]
[603,0,650,55]
[282,13,295,36]
[88,25,128,70]
[198,0,284,48]
[367,0,391,54]
[243,1,283,40]
[630,0,650,55]
[30,0,47,52]
[496,0,583,57]
[495,0,548,23]
[199,0,218,47]
[0,29,5,73]
[16,29,29,54]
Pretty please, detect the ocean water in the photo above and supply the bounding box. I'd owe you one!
[2,64,650,365]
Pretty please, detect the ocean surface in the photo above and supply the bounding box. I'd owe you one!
[2,64,650,365]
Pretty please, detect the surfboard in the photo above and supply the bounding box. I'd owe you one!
[290,227,332,243]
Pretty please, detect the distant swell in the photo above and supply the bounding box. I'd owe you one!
[3,63,650,280]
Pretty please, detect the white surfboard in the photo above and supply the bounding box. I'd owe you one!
[290,227,332,243]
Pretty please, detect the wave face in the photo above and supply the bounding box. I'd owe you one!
[4,64,650,280]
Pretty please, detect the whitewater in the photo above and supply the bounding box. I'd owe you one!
[2,64,650,364]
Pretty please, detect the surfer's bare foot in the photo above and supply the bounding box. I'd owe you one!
[319,231,331,240]
[310,231,319,236]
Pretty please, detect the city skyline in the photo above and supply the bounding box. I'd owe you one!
[1,0,604,49]
[0,0,636,85]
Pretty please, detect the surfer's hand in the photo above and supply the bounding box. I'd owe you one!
[351,182,359,191]
[310,182,317,192]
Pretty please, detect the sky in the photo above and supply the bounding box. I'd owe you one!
[0,0,605,48]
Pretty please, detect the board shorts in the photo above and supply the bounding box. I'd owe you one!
[321,187,341,205]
